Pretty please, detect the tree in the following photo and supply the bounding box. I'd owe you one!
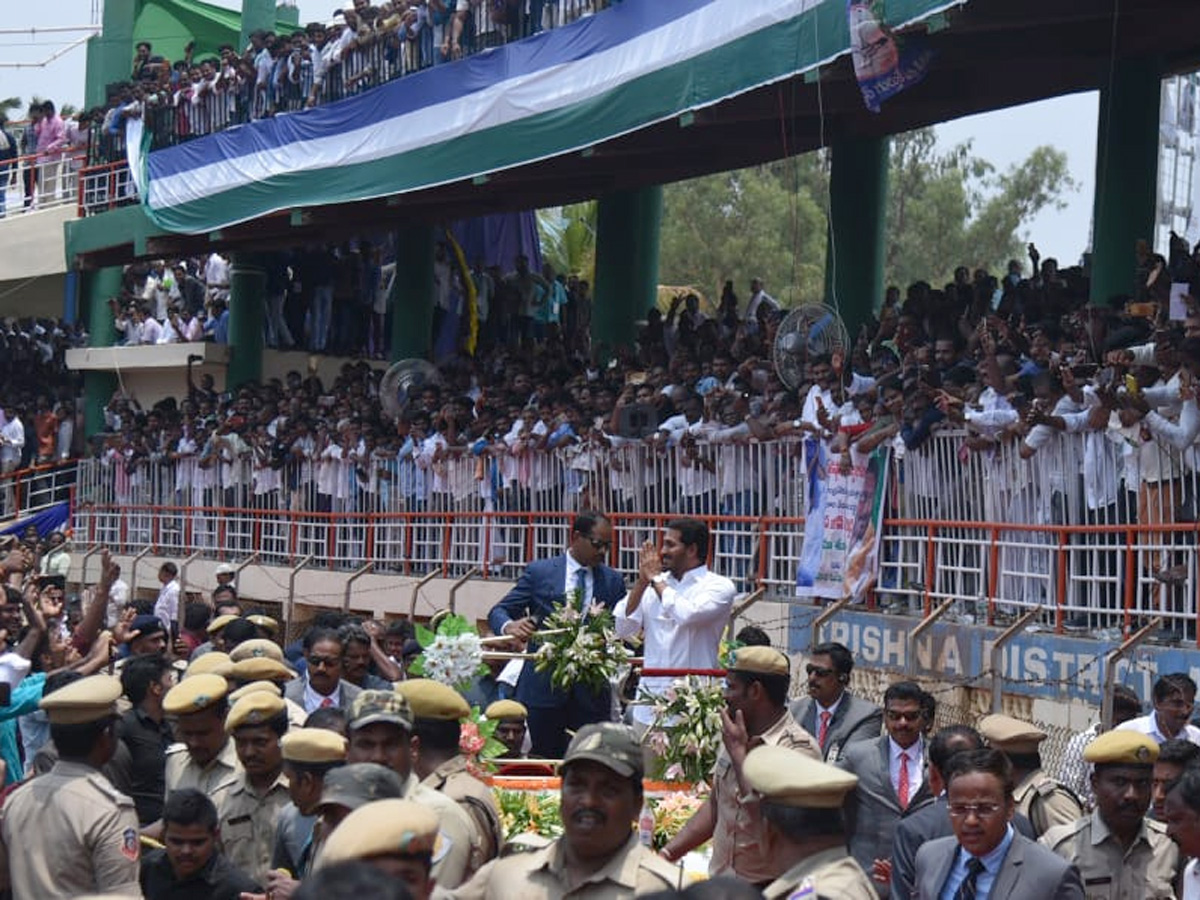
[658,158,829,309]
[537,201,597,283]
[884,128,1076,289]
[0,98,19,127]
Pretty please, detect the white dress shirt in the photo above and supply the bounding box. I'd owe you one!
[889,735,925,801]
[1184,858,1200,900]
[303,677,341,714]
[563,550,593,610]
[154,579,180,633]
[1117,712,1200,746]
[614,564,735,725]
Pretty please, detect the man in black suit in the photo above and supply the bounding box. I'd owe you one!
[487,510,626,758]
[791,641,883,760]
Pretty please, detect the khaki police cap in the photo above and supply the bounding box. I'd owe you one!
[318,762,404,811]
[743,744,859,808]
[729,645,790,677]
[349,690,413,732]
[229,638,284,663]
[396,679,470,721]
[229,657,295,684]
[247,614,279,636]
[39,674,122,725]
[207,614,240,635]
[1084,729,1159,766]
[164,673,229,716]
[228,680,283,704]
[562,722,643,779]
[185,652,233,679]
[978,714,1047,754]
[318,799,440,869]
[484,699,528,721]
[281,728,347,764]
[226,691,287,733]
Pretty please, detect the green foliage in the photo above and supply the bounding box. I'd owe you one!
[655,132,1075,309]
[884,128,1077,289]
[0,98,19,127]
[659,158,829,307]
[537,202,597,283]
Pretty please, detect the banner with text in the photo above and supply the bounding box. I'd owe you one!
[796,441,890,600]
[848,0,935,112]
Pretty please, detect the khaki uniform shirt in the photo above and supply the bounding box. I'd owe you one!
[449,832,681,899]
[710,709,821,882]
[211,769,292,885]
[763,847,878,900]
[1014,768,1084,837]
[0,760,141,899]
[402,773,478,888]
[164,737,241,797]
[1041,809,1179,900]
[424,755,504,865]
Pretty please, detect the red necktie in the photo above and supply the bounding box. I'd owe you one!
[818,710,832,748]
[897,751,910,808]
[320,697,334,709]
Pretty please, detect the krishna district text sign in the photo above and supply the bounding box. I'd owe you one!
[789,608,1200,704]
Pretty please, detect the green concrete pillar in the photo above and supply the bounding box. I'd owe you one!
[825,137,889,337]
[592,186,663,356]
[85,0,140,109]
[241,0,279,50]
[391,225,436,361]
[276,3,301,28]
[228,254,267,389]
[1090,58,1163,306]
[83,267,123,436]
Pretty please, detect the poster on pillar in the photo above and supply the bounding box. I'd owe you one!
[848,0,935,113]
[795,438,890,601]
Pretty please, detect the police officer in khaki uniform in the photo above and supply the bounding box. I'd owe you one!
[452,722,683,900]
[163,671,241,796]
[315,798,441,899]
[661,646,820,880]
[210,689,293,885]
[980,713,1083,837]
[742,743,877,900]
[228,657,307,726]
[400,678,504,865]
[343,689,478,887]
[1040,730,1179,898]
[0,674,142,899]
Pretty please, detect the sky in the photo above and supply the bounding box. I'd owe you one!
[3,1,1100,265]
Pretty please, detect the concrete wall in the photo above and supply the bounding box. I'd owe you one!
[0,207,72,282]
[0,274,66,320]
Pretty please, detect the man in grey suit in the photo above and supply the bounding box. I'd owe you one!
[792,641,883,760]
[913,748,1084,900]
[893,726,1038,900]
[283,626,362,714]
[838,681,933,898]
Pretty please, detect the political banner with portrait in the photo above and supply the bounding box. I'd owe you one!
[848,0,935,112]
[796,439,891,600]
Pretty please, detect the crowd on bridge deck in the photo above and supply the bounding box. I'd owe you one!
[84,0,611,165]
[2,515,1200,898]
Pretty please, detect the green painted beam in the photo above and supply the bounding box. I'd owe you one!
[391,225,436,361]
[593,186,662,358]
[825,136,889,338]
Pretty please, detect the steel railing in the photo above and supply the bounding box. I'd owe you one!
[0,152,88,218]
[66,426,1200,642]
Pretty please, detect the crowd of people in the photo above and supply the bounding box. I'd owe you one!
[0,100,89,217]
[85,236,1200,629]
[3,512,1200,898]
[86,0,611,166]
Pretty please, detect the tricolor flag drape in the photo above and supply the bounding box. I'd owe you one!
[135,0,964,235]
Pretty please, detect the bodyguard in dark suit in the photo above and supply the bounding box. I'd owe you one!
[791,641,883,760]
[282,627,362,715]
[912,748,1084,900]
[487,511,625,758]
[838,681,933,898]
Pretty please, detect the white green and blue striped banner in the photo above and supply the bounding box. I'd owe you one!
[141,0,964,234]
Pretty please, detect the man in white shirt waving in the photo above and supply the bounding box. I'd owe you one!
[615,517,735,730]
